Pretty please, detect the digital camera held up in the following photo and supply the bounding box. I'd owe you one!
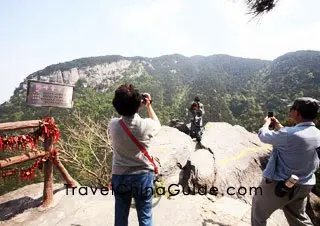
[268,111,275,130]
[141,93,153,105]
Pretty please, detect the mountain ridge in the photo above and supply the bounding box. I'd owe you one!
[5,50,307,101]
[1,50,319,133]
[9,50,318,91]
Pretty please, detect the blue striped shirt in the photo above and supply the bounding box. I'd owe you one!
[258,122,320,185]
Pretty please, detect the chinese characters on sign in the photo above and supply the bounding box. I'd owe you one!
[26,80,74,108]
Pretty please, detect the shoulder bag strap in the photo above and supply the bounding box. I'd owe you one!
[119,119,158,174]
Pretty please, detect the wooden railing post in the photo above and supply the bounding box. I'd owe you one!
[53,157,78,187]
[42,135,54,207]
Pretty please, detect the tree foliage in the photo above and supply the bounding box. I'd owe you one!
[245,0,278,17]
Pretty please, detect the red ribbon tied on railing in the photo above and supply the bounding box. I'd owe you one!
[1,117,61,181]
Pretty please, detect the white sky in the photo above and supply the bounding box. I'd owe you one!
[0,0,319,104]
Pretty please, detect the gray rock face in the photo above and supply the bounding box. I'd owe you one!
[189,149,216,187]
[62,68,79,84]
[26,60,133,89]
[179,149,216,193]
[2,122,318,226]
[201,122,270,204]
[168,119,190,135]
[148,126,194,186]
[0,183,289,226]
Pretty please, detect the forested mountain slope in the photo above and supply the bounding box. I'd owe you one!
[1,50,319,132]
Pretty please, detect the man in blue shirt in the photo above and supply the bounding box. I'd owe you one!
[251,97,320,226]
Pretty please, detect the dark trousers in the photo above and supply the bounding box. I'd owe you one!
[251,178,314,226]
[112,172,154,226]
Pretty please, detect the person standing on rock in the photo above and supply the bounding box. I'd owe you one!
[189,96,205,122]
[109,84,161,226]
[251,97,320,226]
[189,96,205,142]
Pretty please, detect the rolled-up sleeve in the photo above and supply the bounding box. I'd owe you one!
[258,126,287,147]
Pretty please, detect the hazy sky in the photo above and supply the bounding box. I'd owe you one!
[0,0,319,104]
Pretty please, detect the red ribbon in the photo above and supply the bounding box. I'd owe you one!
[0,117,60,152]
[1,117,61,182]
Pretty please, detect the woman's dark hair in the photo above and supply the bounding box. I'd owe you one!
[112,84,142,116]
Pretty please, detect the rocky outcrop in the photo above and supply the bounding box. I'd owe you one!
[0,183,290,226]
[168,119,190,135]
[178,149,216,193]
[200,122,271,204]
[24,60,137,90]
[189,149,216,188]
[1,122,319,225]
[148,126,194,186]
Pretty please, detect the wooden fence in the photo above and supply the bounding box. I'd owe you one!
[0,118,77,207]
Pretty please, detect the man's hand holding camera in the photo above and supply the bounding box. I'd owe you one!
[263,115,283,130]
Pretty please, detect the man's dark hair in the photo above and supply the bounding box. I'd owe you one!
[112,84,142,116]
[290,97,320,120]
[194,96,200,102]
[298,107,318,121]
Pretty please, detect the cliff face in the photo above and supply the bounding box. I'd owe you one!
[23,59,142,90]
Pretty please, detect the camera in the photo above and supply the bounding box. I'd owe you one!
[191,102,198,110]
[268,111,274,118]
[141,93,153,105]
[268,111,275,130]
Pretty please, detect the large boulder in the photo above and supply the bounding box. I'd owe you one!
[189,149,216,186]
[178,149,216,193]
[148,126,194,185]
[201,122,272,203]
